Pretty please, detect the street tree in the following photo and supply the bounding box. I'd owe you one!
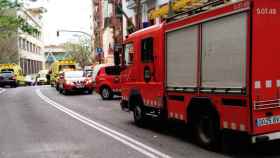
[0,0,39,64]
[0,36,18,64]
[64,38,93,68]
[0,0,38,38]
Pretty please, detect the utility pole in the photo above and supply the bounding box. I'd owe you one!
[115,3,136,33]
[112,0,123,65]
[92,0,103,64]
[135,0,142,30]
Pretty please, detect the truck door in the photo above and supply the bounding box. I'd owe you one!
[140,37,154,83]
[139,36,164,108]
[120,42,138,97]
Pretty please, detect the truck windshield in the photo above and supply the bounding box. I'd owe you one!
[0,71,14,77]
[124,43,134,65]
[59,65,75,71]
[65,71,84,78]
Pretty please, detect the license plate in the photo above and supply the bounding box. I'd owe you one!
[256,116,280,127]
[76,84,84,88]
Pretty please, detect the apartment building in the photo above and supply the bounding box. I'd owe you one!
[44,45,68,69]
[17,7,46,75]
[92,0,123,64]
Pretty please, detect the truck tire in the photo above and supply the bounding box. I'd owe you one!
[133,103,146,126]
[11,82,17,88]
[100,87,113,100]
[193,110,220,150]
[59,86,63,94]
[62,89,68,95]
[55,84,59,91]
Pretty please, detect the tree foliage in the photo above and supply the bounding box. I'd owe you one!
[64,38,93,68]
[0,36,18,64]
[0,0,38,38]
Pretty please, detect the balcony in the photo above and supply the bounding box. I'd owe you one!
[126,0,151,9]
[126,0,136,9]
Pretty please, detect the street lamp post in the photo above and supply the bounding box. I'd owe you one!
[56,29,95,63]
[56,29,92,39]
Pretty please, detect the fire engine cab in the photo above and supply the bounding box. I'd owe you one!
[119,0,280,149]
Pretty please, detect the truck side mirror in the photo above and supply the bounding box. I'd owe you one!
[114,50,120,66]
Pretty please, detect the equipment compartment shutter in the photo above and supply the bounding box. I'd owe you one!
[166,25,198,88]
[201,13,247,88]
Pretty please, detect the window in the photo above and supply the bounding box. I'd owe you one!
[59,65,76,71]
[23,39,26,50]
[124,43,134,65]
[105,66,120,76]
[27,41,30,52]
[65,71,84,78]
[30,43,33,53]
[30,43,32,52]
[18,37,21,48]
[141,37,153,62]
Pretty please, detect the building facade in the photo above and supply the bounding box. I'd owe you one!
[44,45,68,69]
[92,0,123,64]
[18,7,46,75]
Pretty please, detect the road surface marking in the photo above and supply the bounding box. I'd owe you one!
[0,88,6,94]
[36,89,171,158]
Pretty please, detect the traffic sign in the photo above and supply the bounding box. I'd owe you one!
[96,48,103,54]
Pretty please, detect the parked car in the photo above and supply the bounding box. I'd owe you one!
[49,59,77,87]
[91,64,108,87]
[25,75,36,86]
[36,70,48,85]
[0,63,25,86]
[95,65,121,100]
[0,71,17,88]
[84,65,94,77]
[58,70,94,95]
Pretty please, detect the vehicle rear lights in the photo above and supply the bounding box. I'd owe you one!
[86,79,93,84]
[66,80,74,85]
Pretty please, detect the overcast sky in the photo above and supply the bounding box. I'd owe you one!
[41,0,92,45]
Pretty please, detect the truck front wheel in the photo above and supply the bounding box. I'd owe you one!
[133,103,146,126]
[55,83,59,91]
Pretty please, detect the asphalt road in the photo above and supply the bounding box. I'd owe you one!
[1,86,280,158]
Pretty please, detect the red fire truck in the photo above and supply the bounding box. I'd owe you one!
[119,0,280,149]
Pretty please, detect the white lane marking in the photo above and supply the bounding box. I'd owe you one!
[36,89,171,158]
[0,88,6,94]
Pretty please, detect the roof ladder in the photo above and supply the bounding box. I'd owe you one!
[166,0,226,22]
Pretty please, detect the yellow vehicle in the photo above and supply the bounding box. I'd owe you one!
[0,63,25,86]
[50,60,77,88]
